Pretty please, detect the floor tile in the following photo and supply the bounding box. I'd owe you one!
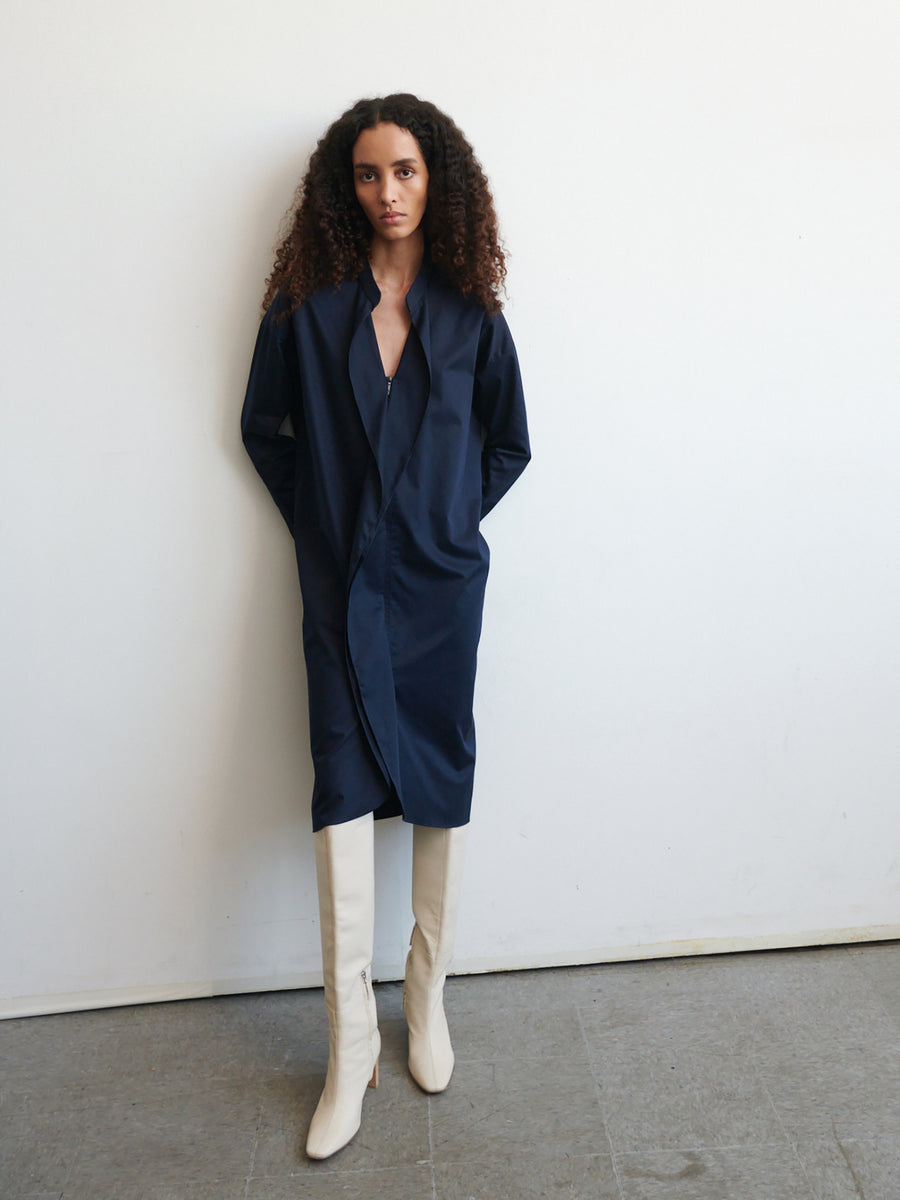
[849,940,900,1030]
[60,1080,259,1192]
[3,1194,66,1200]
[577,963,746,1058]
[441,969,588,1064]
[259,989,331,1051]
[0,1133,74,1197]
[120,995,280,1085]
[246,1165,435,1199]
[595,1047,785,1154]
[795,1134,900,1200]
[61,1182,247,1200]
[839,941,898,974]
[448,965,579,1008]
[429,1057,609,1163]
[453,999,586,1063]
[617,1145,817,1199]
[569,955,737,1004]
[748,1038,900,1143]
[3,1194,64,1200]
[0,1008,132,1099]
[434,1152,621,1199]
[715,946,894,1047]
[0,1091,42,1143]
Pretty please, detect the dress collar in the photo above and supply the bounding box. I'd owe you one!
[359,258,429,313]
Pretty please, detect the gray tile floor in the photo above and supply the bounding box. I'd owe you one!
[2,942,900,1199]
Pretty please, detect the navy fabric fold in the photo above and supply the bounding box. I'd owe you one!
[241,263,530,831]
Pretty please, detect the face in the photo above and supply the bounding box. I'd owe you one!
[352,122,429,244]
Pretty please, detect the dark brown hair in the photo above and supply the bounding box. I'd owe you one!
[263,94,506,315]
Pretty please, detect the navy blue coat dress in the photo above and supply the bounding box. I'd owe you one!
[241,262,530,831]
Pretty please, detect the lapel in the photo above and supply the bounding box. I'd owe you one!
[378,269,432,507]
[347,267,384,478]
[347,264,435,582]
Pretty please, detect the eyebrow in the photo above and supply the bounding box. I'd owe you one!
[353,158,420,169]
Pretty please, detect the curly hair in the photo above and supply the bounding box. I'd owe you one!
[262,94,506,315]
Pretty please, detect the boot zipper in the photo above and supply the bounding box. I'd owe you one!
[361,968,377,1050]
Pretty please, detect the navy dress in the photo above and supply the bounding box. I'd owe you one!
[242,262,530,831]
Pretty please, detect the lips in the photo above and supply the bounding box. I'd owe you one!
[380,212,404,223]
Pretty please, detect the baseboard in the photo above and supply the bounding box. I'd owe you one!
[3,922,898,1020]
[449,922,900,977]
[0,971,325,1021]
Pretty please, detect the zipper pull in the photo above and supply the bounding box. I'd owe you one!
[386,375,393,400]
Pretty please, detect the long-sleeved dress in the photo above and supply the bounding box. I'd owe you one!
[241,261,530,831]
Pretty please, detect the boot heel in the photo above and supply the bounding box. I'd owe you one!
[368,1060,379,1089]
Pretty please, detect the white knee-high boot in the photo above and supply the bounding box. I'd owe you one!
[403,824,467,1093]
[305,813,380,1160]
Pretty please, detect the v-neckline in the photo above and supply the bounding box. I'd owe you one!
[372,314,411,380]
[360,261,427,379]
[383,331,411,385]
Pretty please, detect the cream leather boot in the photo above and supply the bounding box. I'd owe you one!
[403,824,467,1093]
[305,813,380,1160]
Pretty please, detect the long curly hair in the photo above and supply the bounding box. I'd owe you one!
[262,94,507,315]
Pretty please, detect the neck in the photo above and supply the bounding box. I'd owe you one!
[368,231,426,293]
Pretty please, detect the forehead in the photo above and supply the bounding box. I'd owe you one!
[352,122,423,163]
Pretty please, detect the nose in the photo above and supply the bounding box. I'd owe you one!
[379,177,397,207]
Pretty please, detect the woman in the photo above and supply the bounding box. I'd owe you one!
[241,94,530,1160]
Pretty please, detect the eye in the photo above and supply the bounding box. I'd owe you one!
[397,167,415,179]
[356,170,376,183]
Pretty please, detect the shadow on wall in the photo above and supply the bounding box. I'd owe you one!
[205,143,434,994]
[209,142,322,987]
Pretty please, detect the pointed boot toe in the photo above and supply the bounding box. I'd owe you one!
[305,1051,379,1159]
[407,1009,454,1093]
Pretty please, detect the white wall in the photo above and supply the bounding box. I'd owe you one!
[2,1,899,1018]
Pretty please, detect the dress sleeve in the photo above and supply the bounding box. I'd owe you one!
[473,311,531,519]
[240,296,301,535]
